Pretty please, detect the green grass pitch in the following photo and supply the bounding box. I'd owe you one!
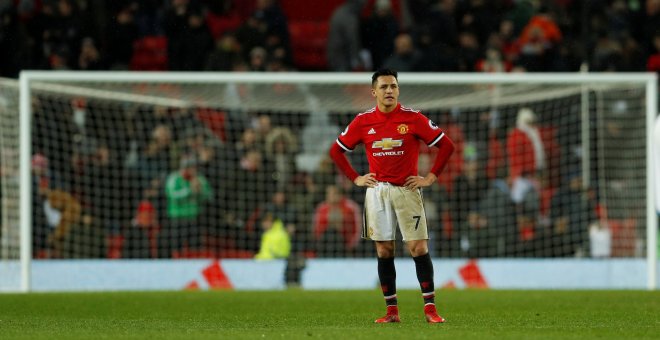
[0,289,658,339]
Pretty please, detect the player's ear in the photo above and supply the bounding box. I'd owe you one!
[371,88,376,97]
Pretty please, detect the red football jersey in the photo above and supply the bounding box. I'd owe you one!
[336,103,445,186]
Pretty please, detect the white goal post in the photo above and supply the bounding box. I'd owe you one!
[6,71,658,292]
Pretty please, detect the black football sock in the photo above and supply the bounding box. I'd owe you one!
[377,257,397,307]
[413,252,435,305]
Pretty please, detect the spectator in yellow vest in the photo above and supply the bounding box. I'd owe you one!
[255,213,291,260]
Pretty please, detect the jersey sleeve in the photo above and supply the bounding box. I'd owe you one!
[336,115,362,152]
[414,112,445,147]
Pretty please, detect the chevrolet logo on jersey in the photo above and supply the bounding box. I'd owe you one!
[372,138,403,150]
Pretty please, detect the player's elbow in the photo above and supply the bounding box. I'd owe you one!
[444,136,456,154]
[329,142,344,158]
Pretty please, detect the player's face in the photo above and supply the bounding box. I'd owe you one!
[372,75,399,111]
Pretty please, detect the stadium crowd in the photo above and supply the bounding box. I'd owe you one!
[0,0,654,261]
[0,0,659,76]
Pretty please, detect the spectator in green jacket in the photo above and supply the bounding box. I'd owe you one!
[158,156,213,258]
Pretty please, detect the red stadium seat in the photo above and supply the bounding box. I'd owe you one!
[205,11,243,40]
[288,21,329,70]
[280,0,344,21]
[130,36,168,71]
[196,108,228,142]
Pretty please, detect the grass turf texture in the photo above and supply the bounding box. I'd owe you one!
[0,290,658,339]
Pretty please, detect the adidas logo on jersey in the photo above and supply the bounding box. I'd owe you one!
[368,128,376,135]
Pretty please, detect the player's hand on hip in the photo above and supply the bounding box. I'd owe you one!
[354,173,377,187]
[405,173,437,190]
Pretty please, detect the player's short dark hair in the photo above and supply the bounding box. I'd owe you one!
[371,68,398,87]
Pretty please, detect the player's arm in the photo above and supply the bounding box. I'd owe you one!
[429,134,455,177]
[329,143,377,187]
[404,134,455,190]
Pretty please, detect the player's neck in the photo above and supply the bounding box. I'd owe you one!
[378,102,398,114]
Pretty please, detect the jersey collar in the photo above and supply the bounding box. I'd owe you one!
[375,102,401,115]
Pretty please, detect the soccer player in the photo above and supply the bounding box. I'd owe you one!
[329,69,454,323]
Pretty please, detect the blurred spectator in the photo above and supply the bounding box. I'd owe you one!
[313,184,361,257]
[262,191,299,236]
[260,190,307,285]
[136,124,174,189]
[591,33,623,72]
[599,99,645,243]
[505,0,536,36]
[248,46,268,71]
[606,0,633,41]
[309,155,340,206]
[253,0,292,67]
[32,96,77,185]
[264,126,298,191]
[510,170,541,257]
[254,212,291,260]
[456,31,480,72]
[124,178,162,258]
[204,32,242,71]
[158,156,213,258]
[451,145,489,257]
[77,37,104,70]
[619,34,646,72]
[37,176,82,258]
[106,4,138,70]
[253,0,290,46]
[181,9,214,70]
[250,113,273,149]
[225,148,277,236]
[36,0,83,70]
[32,154,55,257]
[134,0,165,36]
[506,108,547,183]
[77,145,130,238]
[164,0,213,70]
[327,0,368,71]
[475,47,512,73]
[234,13,268,62]
[549,170,596,257]
[414,23,457,71]
[163,0,193,69]
[235,127,259,160]
[476,171,517,257]
[382,32,423,72]
[361,0,399,70]
[424,0,459,49]
[458,0,504,46]
[589,221,612,258]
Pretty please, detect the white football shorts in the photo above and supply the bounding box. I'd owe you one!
[363,182,428,241]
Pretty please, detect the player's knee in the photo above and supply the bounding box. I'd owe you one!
[408,241,428,257]
[375,241,395,258]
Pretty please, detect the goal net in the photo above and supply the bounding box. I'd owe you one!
[3,72,657,291]
[0,79,20,291]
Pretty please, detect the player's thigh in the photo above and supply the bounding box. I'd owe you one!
[391,187,428,241]
[364,186,397,241]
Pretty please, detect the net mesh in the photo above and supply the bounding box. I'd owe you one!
[0,79,20,291]
[5,75,651,262]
